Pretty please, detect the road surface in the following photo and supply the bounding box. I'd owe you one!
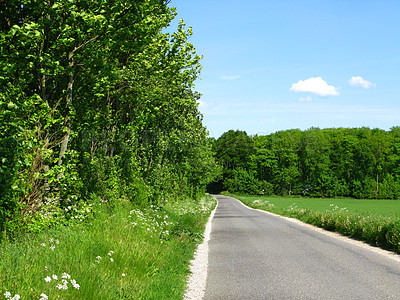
[204,195,400,299]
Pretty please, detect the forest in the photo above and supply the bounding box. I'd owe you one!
[210,127,400,199]
[0,0,219,238]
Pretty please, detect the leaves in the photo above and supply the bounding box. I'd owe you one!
[213,127,400,198]
[0,0,218,237]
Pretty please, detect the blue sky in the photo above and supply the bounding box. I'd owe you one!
[169,0,400,138]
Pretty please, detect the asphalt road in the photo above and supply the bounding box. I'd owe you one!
[204,195,400,300]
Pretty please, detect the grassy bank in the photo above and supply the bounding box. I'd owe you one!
[225,192,400,254]
[0,195,216,300]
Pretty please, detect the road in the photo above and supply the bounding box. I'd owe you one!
[204,195,400,299]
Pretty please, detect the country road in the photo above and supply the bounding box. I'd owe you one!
[203,195,400,299]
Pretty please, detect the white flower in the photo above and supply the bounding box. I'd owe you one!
[39,293,48,300]
[55,239,60,244]
[11,295,20,300]
[50,245,55,251]
[62,272,71,279]
[71,279,80,290]
[4,292,11,298]
[122,273,126,277]
[45,276,52,282]
[110,258,114,262]
[52,274,58,280]
[96,256,102,260]
[49,238,54,243]
[56,282,68,290]
[41,243,46,247]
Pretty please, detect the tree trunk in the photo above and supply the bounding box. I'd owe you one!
[57,52,74,178]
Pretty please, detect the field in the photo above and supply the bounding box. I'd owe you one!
[231,194,400,218]
[226,193,400,254]
[0,196,216,300]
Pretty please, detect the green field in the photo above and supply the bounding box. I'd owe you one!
[231,194,400,218]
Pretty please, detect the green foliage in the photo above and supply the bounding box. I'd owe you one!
[0,0,219,237]
[224,168,265,195]
[213,127,400,199]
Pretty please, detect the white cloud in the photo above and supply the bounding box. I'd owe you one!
[290,76,339,97]
[299,96,312,102]
[348,76,376,89]
[221,75,240,80]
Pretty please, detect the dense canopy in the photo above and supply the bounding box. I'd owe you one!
[0,0,219,236]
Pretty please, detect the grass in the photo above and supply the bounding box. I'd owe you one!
[228,194,400,217]
[224,192,400,254]
[0,195,216,299]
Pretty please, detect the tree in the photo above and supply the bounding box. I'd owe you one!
[0,0,218,235]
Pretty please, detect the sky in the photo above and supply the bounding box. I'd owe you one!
[168,0,400,138]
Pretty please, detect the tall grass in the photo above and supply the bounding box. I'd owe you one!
[0,195,216,299]
[227,193,400,254]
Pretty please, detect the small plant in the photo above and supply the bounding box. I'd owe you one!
[3,292,21,300]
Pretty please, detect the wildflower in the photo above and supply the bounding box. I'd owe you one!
[71,279,80,290]
[62,272,71,279]
[39,293,48,300]
[52,274,58,280]
[49,238,54,243]
[56,282,68,290]
[110,258,114,262]
[50,245,56,251]
[96,256,102,260]
[108,251,114,256]
[41,243,46,247]
[55,240,60,244]
[4,292,11,298]
[45,276,52,282]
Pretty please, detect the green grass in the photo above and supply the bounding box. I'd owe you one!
[229,194,400,217]
[0,195,216,299]
[224,192,400,254]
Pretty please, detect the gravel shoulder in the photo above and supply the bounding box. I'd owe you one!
[183,200,218,300]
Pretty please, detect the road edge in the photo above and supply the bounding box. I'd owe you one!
[183,197,218,300]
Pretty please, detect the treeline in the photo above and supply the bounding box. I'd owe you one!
[210,127,400,199]
[0,0,219,236]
